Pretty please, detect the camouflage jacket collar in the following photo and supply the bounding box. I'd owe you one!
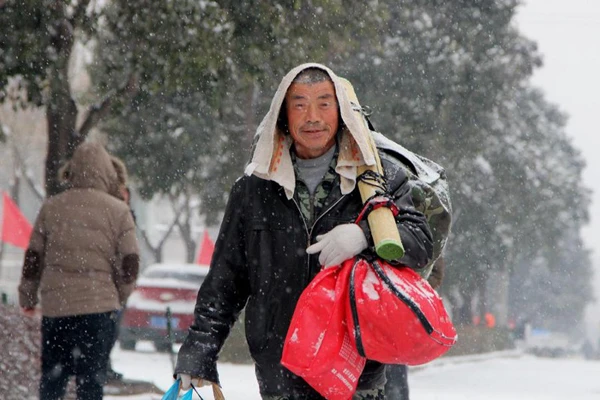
[292,145,341,225]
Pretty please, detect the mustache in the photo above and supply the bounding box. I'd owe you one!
[300,123,327,131]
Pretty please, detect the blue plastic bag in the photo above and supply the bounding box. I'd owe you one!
[161,379,193,400]
[180,389,193,400]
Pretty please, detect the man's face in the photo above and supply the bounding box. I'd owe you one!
[285,80,339,159]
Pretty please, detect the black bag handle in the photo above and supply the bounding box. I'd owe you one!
[348,259,434,358]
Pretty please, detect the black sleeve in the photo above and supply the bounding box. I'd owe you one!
[357,162,433,269]
[174,178,250,384]
[384,159,433,270]
[18,249,43,309]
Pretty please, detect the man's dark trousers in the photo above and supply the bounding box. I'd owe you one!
[384,364,409,399]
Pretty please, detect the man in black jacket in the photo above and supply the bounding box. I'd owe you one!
[174,63,434,399]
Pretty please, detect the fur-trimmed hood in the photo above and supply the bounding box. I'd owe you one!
[244,63,377,199]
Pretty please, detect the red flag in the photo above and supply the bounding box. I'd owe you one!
[1,192,33,249]
[196,230,215,265]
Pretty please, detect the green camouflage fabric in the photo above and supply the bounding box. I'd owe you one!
[262,388,384,400]
[292,150,338,226]
[352,387,385,399]
[406,163,452,279]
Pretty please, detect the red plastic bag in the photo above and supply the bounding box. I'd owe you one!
[347,258,457,365]
[281,264,366,400]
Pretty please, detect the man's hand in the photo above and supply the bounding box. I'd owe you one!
[177,374,207,391]
[306,223,368,267]
[20,307,36,317]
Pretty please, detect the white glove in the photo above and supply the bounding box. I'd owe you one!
[306,223,368,268]
[177,374,204,391]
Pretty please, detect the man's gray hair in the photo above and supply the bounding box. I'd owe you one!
[292,67,331,85]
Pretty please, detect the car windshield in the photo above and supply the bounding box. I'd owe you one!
[143,270,205,285]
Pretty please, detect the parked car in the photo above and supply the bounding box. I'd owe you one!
[119,262,209,352]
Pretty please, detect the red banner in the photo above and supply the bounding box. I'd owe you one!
[195,230,215,265]
[1,192,33,249]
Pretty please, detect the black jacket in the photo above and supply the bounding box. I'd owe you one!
[175,151,433,397]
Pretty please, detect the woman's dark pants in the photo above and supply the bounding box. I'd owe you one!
[39,311,116,400]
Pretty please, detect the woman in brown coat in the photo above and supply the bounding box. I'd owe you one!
[19,142,140,400]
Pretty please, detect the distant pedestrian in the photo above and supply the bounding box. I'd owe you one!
[19,142,140,400]
[59,154,136,382]
[582,340,595,360]
[485,312,496,329]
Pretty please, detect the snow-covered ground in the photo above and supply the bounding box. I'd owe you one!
[107,343,600,399]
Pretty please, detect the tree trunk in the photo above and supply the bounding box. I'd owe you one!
[45,95,78,197]
[477,269,488,320]
[44,16,79,197]
[178,201,196,263]
[42,10,133,197]
[488,266,510,327]
[172,191,197,263]
[140,230,163,264]
[183,230,196,264]
[243,82,257,149]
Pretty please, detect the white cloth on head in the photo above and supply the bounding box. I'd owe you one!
[244,63,377,199]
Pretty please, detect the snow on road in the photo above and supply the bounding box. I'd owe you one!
[410,353,600,400]
[108,343,600,400]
